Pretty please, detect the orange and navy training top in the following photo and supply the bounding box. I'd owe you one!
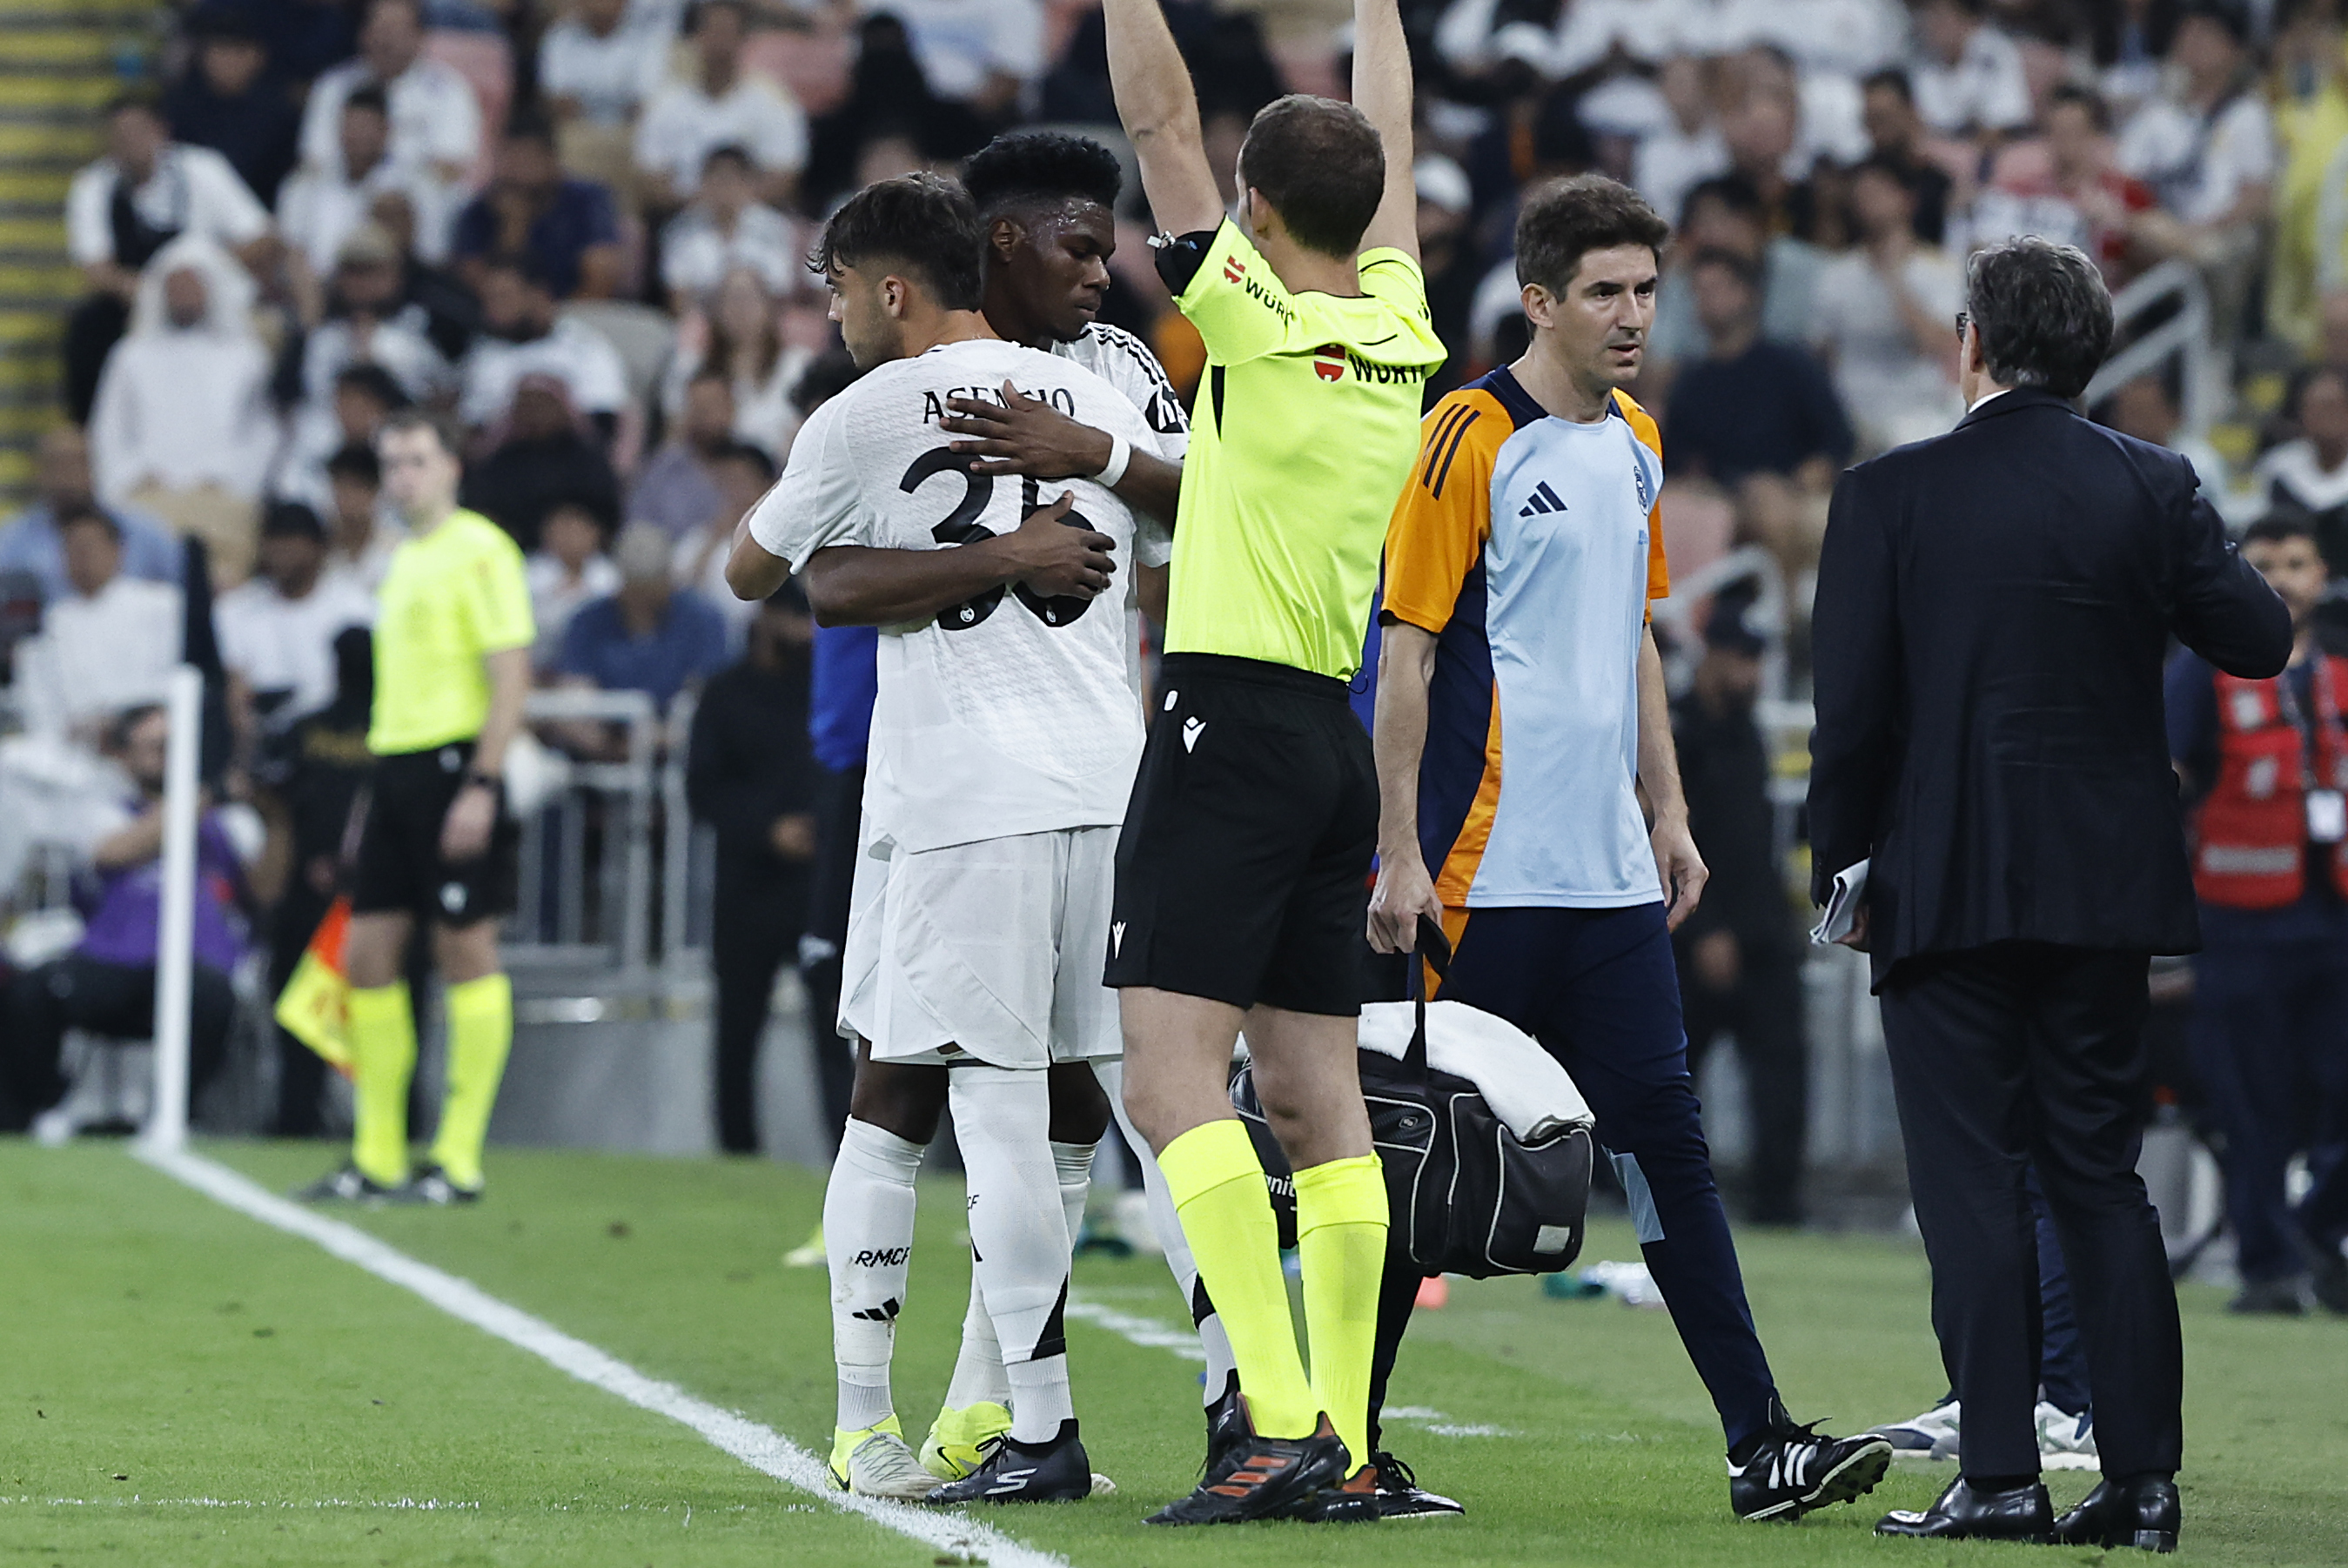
[1383,366,1670,908]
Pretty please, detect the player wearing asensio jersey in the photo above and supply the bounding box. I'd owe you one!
[908,129,1230,1484]
[727,174,1158,1505]
[301,410,532,1206]
[1367,175,1892,1524]
[1100,0,1447,1525]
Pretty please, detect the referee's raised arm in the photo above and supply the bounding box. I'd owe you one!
[1101,0,1224,236]
[1350,0,1419,262]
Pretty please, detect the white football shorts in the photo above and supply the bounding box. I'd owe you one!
[838,823,1123,1070]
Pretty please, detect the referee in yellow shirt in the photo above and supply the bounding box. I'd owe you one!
[303,410,533,1205]
[1100,0,1446,1524]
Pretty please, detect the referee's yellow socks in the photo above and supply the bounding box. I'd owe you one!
[1157,1118,1318,1442]
[1294,1153,1388,1471]
[429,972,513,1193]
[349,982,416,1188]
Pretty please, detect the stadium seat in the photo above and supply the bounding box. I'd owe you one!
[424,27,514,188]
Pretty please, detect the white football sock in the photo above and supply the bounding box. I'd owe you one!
[951,1064,1074,1444]
[825,1117,925,1431]
[942,1277,1010,1411]
[940,1136,1095,1412]
[1098,1057,1237,1407]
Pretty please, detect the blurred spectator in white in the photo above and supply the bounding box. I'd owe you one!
[452,116,624,302]
[2117,3,2273,337]
[634,0,808,211]
[660,267,814,460]
[631,369,735,539]
[11,506,184,740]
[278,84,453,322]
[1636,55,1730,242]
[459,254,629,434]
[541,0,667,131]
[2091,0,2179,120]
[554,521,729,714]
[1907,0,2032,140]
[671,438,775,648]
[0,426,182,606]
[88,238,277,585]
[299,0,483,188]
[1731,40,1871,171]
[1717,67,1818,230]
[1717,0,1904,78]
[215,502,377,739]
[462,373,623,551]
[2100,373,2232,503]
[869,0,1045,119]
[319,440,406,592]
[1860,69,1955,243]
[2256,365,2348,553]
[1647,175,1823,372]
[661,144,803,308]
[527,499,621,668]
[164,6,302,205]
[1810,157,1963,452]
[277,359,416,521]
[64,94,275,423]
[1968,84,2156,281]
[359,187,480,361]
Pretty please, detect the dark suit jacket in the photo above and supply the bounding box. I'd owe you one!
[1807,386,2291,983]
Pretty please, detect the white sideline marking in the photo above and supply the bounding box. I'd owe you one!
[135,1148,1066,1568]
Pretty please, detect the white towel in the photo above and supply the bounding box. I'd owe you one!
[1354,1000,1593,1142]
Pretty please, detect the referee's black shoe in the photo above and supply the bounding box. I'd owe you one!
[399,1163,482,1206]
[923,1420,1091,1504]
[295,1163,401,1204]
[1146,1412,1350,1524]
[1728,1399,1893,1521]
[1202,1372,1246,1475]
[1366,1451,1463,1518]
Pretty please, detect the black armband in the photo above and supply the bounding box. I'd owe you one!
[1151,229,1218,295]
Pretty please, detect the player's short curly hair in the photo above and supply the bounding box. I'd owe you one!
[963,131,1122,218]
[1239,95,1384,258]
[1515,175,1671,298]
[811,172,984,312]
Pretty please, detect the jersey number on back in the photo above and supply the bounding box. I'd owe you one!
[897,452,1097,632]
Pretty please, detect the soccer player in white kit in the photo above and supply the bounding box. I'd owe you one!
[728,172,1158,1504]
[909,127,1250,1487]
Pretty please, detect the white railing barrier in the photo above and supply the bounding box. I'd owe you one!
[2082,258,2215,439]
[139,664,204,1156]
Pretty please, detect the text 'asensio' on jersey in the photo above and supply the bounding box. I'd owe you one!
[921,385,1079,424]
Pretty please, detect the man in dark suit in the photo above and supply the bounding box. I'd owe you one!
[1808,237,2291,1549]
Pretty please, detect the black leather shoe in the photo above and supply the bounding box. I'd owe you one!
[2053,1474,2180,1553]
[1875,1477,2053,1542]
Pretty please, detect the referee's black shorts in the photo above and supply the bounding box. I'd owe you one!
[1105,653,1375,1015]
[351,741,520,928]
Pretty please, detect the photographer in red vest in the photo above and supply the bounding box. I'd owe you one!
[2165,514,2348,1316]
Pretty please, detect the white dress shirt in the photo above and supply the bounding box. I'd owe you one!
[67,144,271,266]
[634,77,808,194]
[299,57,483,178]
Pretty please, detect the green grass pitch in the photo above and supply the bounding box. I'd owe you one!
[3,1138,2344,1565]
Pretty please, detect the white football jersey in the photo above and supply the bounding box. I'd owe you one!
[747,337,1156,854]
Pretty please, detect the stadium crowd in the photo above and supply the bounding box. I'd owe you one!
[2,0,2346,1326]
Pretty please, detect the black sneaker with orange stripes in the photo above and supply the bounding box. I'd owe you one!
[1279,1460,1383,1523]
[1144,1413,1352,1525]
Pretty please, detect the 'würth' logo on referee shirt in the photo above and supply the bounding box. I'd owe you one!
[1519,480,1567,517]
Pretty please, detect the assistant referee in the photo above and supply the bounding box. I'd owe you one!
[1101,0,1447,1525]
[303,409,533,1206]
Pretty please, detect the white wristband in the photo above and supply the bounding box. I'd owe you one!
[1094,430,1131,490]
